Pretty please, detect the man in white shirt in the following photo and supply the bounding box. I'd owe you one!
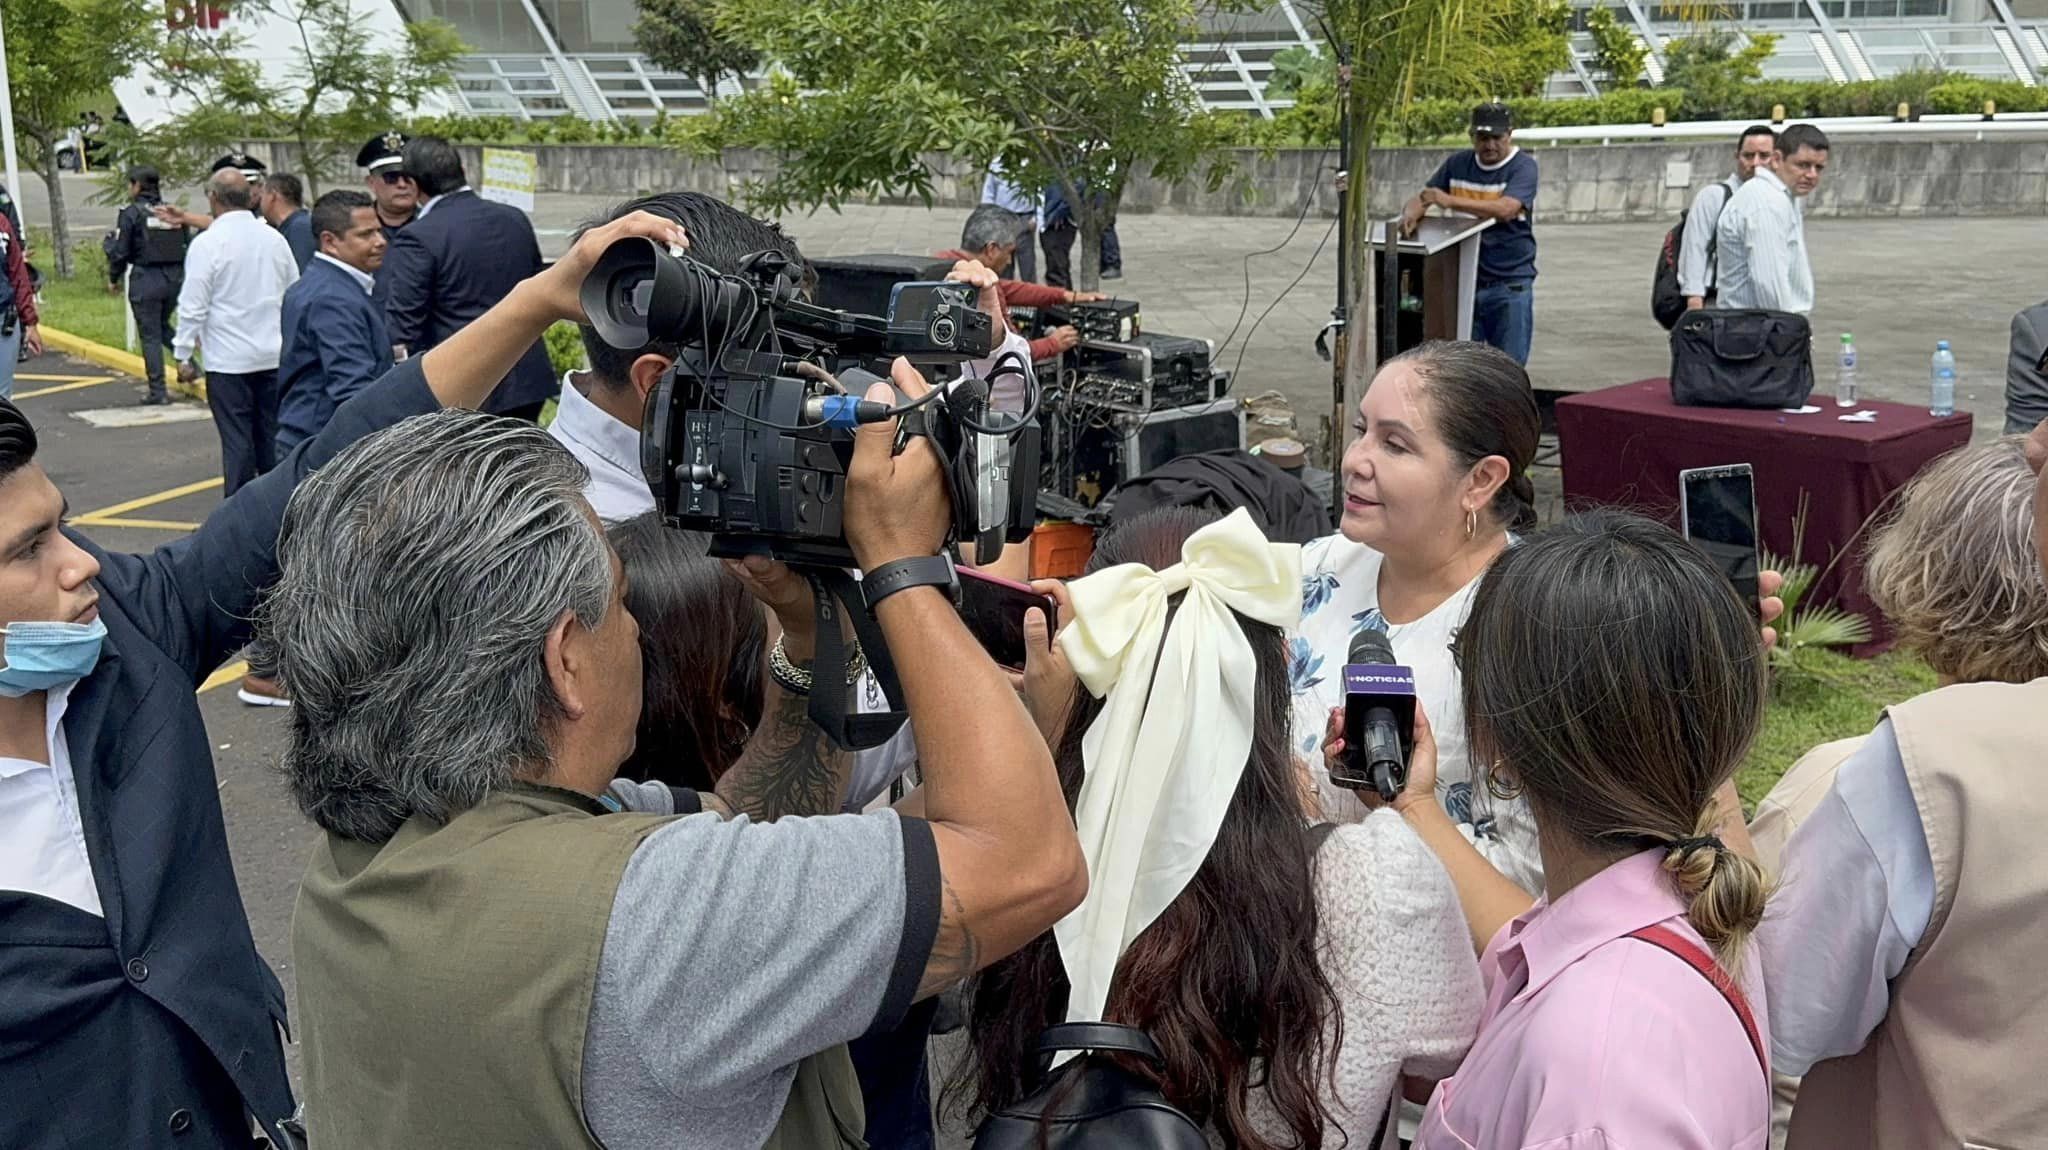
[981,160,1038,283]
[174,168,300,494]
[1680,125,1779,310]
[1714,122,1830,315]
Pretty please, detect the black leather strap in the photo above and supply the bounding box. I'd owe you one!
[1034,1022,1166,1069]
[803,567,911,751]
[861,554,958,611]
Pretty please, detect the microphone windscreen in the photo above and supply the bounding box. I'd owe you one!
[1348,626,1397,666]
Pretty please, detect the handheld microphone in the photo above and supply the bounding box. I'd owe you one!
[1332,627,1417,802]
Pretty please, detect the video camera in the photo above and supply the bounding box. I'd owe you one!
[580,237,1041,569]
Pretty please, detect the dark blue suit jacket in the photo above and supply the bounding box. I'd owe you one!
[277,210,314,271]
[0,361,439,1149]
[380,190,554,414]
[276,256,394,454]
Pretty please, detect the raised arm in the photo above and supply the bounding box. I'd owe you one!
[847,359,1088,1000]
[91,212,694,682]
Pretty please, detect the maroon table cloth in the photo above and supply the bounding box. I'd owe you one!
[1557,379,1973,655]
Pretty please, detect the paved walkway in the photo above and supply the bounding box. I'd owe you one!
[21,173,2024,441]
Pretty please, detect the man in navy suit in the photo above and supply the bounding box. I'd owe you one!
[0,209,690,1149]
[381,135,556,420]
[276,190,393,455]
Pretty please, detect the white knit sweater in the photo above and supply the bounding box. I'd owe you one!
[1229,809,1485,1148]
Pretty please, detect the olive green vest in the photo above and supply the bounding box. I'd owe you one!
[293,782,868,1149]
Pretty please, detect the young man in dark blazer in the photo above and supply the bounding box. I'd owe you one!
[276,190,393,455]
[380,135,556,420]
[0,209,690,1149]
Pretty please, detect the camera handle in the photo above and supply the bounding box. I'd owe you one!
[802,567,912,750]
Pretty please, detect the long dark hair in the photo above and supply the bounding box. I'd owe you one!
[1458,510,1770,966]
[607,514,767,789]
[952,508,1342,1148]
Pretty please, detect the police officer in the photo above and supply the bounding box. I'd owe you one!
[152,153,270,233]
[103,165,188,405]
[357,130,418,244]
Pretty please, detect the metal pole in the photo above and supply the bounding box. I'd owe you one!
[0,5,23,223]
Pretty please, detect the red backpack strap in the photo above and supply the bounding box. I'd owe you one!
[1626,924,1768,1079]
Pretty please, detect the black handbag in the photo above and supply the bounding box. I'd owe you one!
[1669,308,1814,409]
[970,1023,1206,1150]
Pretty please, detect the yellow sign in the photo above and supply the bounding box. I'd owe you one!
[479,147,537,213]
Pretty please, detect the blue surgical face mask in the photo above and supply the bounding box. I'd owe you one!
[0,618,108,697]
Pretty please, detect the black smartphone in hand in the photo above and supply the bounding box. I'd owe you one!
[1680,463,1761,619]
[957,567,1058,671]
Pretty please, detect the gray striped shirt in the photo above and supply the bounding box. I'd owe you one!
[1714,166,1814,314]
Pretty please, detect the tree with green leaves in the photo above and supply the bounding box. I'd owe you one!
[133,0,464,199]
[633,0,758,107]
[697,0,1237,292]
[0,0,166,277]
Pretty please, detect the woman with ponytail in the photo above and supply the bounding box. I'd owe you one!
[1293,340,1546,889]
[1341,509,1774,1148]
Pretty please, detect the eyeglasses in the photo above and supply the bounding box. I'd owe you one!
[377,171,411,186]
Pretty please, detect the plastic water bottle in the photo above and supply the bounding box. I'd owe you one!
[1835,333,1858,408]
[1930,340,1956,418]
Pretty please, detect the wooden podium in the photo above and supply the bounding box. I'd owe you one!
[1365,215,1494,366]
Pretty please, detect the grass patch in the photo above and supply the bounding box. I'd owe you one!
[1736,649,1937,810]
[33,235,130,351]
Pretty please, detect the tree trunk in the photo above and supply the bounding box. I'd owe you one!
[40,138,73,281]
[1075,209,1104,294]
[1332,99,1379,466]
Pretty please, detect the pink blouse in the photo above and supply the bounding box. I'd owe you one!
[1415,850,1770,1149]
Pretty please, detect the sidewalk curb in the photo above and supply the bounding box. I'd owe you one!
[40,326,207,402]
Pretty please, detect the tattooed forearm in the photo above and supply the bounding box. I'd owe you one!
[714,686,851,822]
[915,872,983,1001]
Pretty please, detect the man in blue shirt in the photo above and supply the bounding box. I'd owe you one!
[260,173,316,270]
[1399,102,1541,364]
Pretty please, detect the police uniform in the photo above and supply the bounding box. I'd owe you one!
[356,131,413,246]
[211,151,268,184]
[356,131,413,309]
[103,189,189,400]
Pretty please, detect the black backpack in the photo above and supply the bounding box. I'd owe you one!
[1651,183,1730,331]
[972,826,1374,1150]
[970,1023,1207,1150]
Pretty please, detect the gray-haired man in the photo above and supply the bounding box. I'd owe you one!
[273,346,1086,1142]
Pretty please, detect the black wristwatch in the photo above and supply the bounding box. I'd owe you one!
[862,554,959,610]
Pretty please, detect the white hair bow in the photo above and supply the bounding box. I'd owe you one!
[1053,508,1303,1027]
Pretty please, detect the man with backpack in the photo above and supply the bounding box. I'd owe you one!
[1681,126,1779,310]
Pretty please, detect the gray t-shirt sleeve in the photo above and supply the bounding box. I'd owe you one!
[583,808,940,1148]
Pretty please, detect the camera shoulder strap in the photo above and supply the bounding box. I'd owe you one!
[804,568,910,751]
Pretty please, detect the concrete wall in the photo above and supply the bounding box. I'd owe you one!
[244,135,2048,224]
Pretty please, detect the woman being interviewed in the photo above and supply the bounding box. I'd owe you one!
[1351,510,1776,1148]
[1295,341,1544,890]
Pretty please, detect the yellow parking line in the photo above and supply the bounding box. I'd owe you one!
[199,661,249,694]
[18,372,105,382]
[70,477,222,524]
[12,376,116,400]
[72,516,204,531]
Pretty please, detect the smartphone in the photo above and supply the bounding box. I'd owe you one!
[1679,463,1761,618]
[957,567,1058,671]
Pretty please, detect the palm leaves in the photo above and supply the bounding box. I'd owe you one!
[1766,497,1872,670]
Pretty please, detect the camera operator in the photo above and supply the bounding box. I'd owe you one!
[273,357,1086,1145]
[0,202,686,1149]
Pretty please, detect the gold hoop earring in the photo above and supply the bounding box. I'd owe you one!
[1486,765,1522,802]
[1465,508,1478,541]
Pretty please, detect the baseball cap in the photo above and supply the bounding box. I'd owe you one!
[1470,102,1514,136]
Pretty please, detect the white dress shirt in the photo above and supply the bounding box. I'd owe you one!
[173,209,299,373]
[1757,718,1936,1076]
[314,251,375,295]
[548,372,655,524]
[1677,172,1743,299]
[0,684,102,917]
[1714,166,1814,314]
[415,186,474,220]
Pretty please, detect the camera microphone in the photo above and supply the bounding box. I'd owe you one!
[1333,627,1417,802]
